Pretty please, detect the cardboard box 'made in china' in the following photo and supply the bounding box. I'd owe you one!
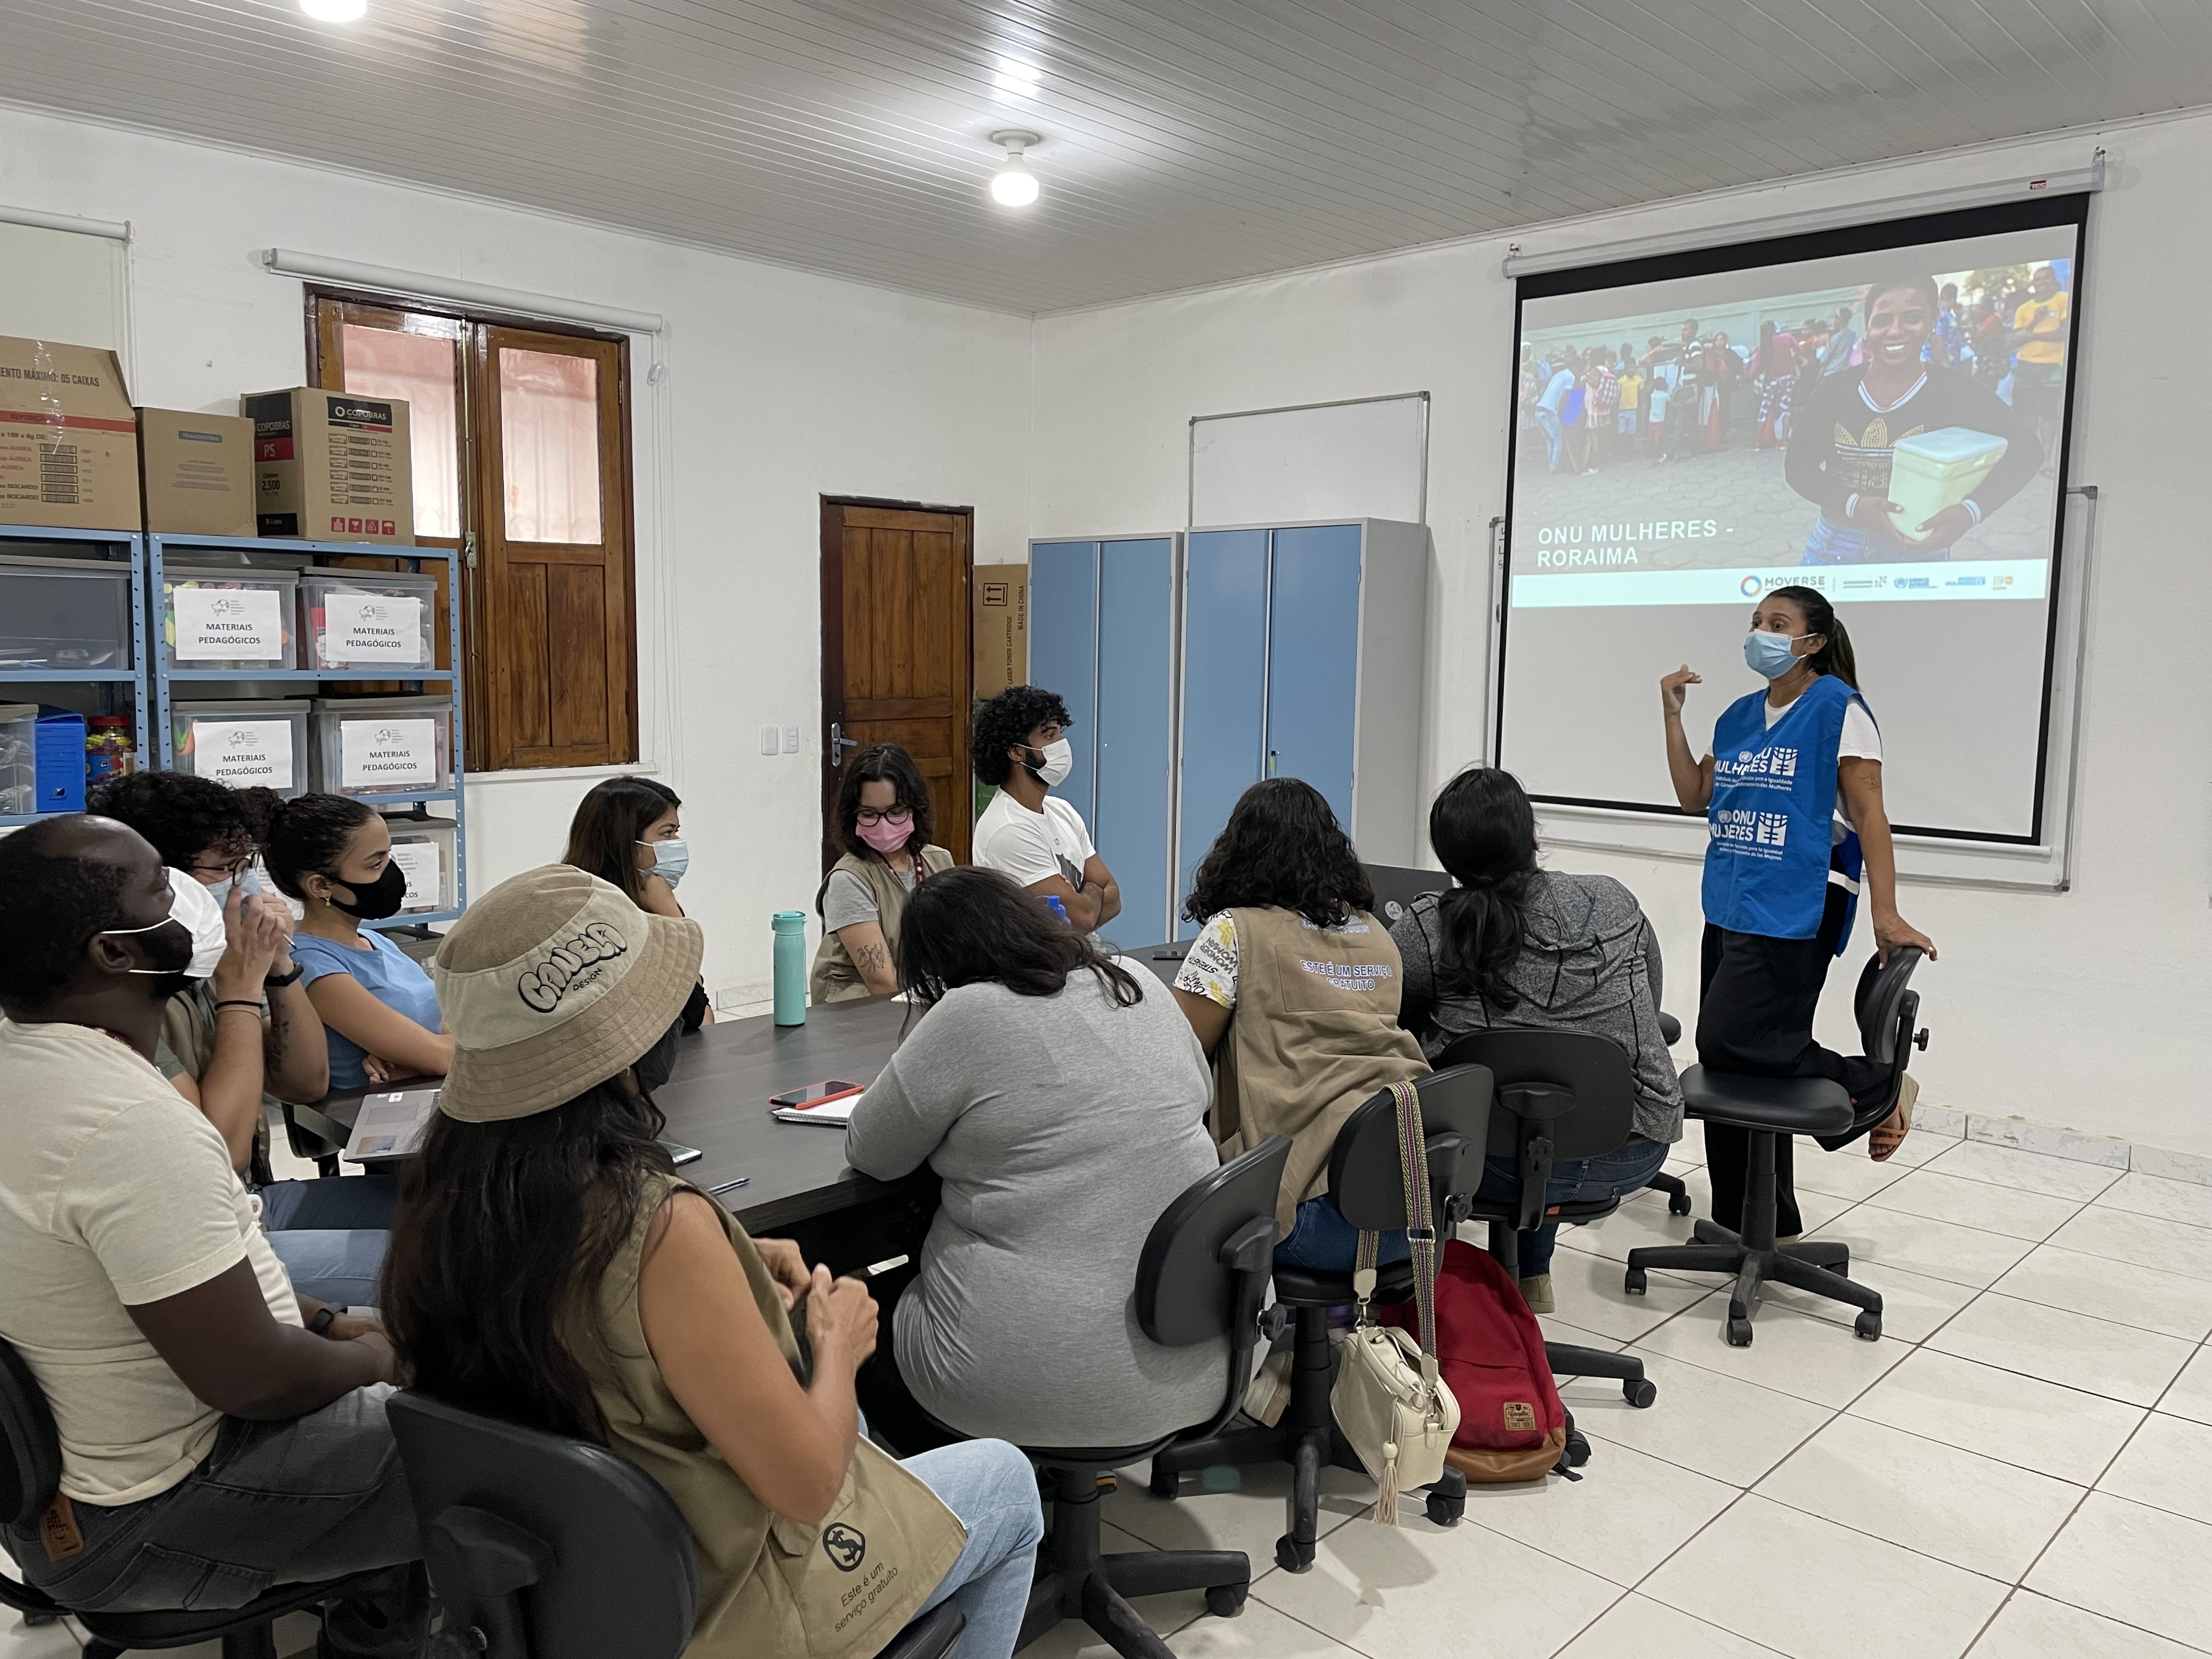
[242,388,414,544]
[0,337,142,531]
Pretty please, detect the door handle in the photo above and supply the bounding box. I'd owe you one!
[1267,749,1279,777]
[827,722,860,765]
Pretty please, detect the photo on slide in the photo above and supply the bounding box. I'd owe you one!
[1496,196,2087,842]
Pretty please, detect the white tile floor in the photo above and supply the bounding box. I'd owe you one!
[9,1128,2211,1659]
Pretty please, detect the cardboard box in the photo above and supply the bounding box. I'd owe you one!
[973,563,1029,698]
[241,388,414,544]
[138,408,256,537]
[0,337,141,531]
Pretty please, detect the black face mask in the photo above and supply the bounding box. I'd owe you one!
[129,921,197,1004]
[326,860,410,921]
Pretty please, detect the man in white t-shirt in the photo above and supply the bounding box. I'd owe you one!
[969,685,1122,934]
[0,816,424,1655]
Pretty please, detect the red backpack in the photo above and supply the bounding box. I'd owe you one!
[1382,1238,1568,1482]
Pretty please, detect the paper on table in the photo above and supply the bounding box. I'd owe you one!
[772,1094,861,1127]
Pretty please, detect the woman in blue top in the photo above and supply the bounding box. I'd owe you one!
[1660,586,1936,1238]
[266,793,452,1089]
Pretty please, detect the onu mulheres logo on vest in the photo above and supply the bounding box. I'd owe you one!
[516,922,629,1013]
[1711,809,1790,854]
[1714,746,1798,789]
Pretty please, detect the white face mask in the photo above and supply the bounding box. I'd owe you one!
[105,866,229,981]
[1029,738,1074,789]
[640,837,689,888]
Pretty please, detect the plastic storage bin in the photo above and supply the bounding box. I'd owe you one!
[0,554,134,672]
[172,699,311,797]
[0,704,36,815]
[300,568,438,671]
[160,567,298,672]
[313,696,453,799]
[381,814,458,915]
[1887,427,2010,543]
[35,710,87,812]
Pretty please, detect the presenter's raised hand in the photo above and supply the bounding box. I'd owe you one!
[1660,665,1702,716]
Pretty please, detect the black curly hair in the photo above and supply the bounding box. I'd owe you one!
[972,685,1072,788]
[1181,777,1374,929]
[86,770,257,871]
[264,792,377,901]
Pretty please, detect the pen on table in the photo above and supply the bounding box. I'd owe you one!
[708,1176,751,1195]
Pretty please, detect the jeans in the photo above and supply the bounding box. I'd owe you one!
[3,1385,425,1659]
[1473,1136,1672,1276]
[1534,407,1564,470]
[906,1438,1045,1659]
[1273,1193,1413,1273]
[259,1176,399,1307]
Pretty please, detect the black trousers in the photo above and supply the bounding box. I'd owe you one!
[1697,884,1889,1237]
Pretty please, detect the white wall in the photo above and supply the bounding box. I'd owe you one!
[1032,112,2212,1159]
[0,103,1034,1004]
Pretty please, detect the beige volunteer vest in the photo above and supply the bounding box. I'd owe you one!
[809,847,955,1005]
[573,1173,966,1659]
[1211,906,1429,1234]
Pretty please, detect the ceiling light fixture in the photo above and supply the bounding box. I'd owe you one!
[300,0,368,22]
[988,131,1042,208]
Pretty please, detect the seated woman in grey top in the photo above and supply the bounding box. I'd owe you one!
[1390,767,1683,1312]
[844,867,1226,1449]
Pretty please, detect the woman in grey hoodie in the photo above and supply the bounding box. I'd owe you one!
[1391,767,1682,1312]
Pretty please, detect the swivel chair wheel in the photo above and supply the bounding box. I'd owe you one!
[1667,1192,1692,1216]
[1149,1464,1179,1500]
[1854,1310,1882,1341]
[1563,1424,1592,1468]
[1623,1377,1657,1409]
[1623,1267,1647,1295]
[1424,1487,1465,1527]
[1725,1316,1754,1347]
[1274,1534,1315,1573]
[1205,1582,1249,1618]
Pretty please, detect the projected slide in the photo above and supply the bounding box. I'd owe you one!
[1497,199,2085,841]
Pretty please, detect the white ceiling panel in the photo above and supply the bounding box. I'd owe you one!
[3,0,2209,313]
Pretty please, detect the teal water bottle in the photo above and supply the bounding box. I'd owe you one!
[772,910,807,1026]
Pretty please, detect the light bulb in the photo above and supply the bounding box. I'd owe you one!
[990,156,1039,207]
[301,0,368,21]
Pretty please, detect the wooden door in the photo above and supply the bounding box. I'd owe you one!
[821,501,973,870]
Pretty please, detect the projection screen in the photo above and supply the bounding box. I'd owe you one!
[1496,195,2088,842]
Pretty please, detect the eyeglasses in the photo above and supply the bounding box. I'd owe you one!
[855,806,913,828]
[187,854,253,881]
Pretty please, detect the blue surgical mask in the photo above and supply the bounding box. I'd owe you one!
[206,866,261,908]
[1743,629,1807,681]
[640,837,689,888]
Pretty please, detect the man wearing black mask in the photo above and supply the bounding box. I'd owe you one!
[0,816,427,1655]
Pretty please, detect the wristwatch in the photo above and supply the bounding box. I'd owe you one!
[264,962,304,989]
[307,1304,346,1335]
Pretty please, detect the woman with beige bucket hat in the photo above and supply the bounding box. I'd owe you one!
[378,864,1042,1659]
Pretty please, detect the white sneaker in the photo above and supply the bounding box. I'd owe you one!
[1242,1347,1293,1426]
[1519,1273,1556,1314]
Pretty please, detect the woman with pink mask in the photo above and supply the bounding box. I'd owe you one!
[812,744,955,1002]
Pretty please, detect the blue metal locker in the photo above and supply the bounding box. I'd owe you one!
[1263,524,1364,831]
[1175,529,1269,935]
[1025,541,1099,829]
[1093,538,1176,944]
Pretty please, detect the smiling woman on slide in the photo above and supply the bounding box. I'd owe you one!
[1660,586,1936,1241]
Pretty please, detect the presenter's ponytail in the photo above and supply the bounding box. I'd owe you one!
[1426,767,1540,1013]
[1770,584,1858,689]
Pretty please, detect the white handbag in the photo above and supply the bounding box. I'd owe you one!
[1329,1080,1460,1524]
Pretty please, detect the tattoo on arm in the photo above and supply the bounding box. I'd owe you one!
[855,943,888,976]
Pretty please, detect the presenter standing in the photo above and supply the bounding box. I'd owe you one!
[1660,585,1934,1237]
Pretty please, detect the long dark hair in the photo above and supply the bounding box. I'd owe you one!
[563,778,681,909]
[381,1076,675,1439]
[1426,768,1541,1011]
[263,793,375,900]
[836,744,933,860]
[1181,778,1374,929]
[1767,584,1859,688]
[896,866,1141,1012]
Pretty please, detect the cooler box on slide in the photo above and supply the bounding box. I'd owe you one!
[1887,427,2008,542]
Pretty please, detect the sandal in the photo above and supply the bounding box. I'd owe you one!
[1869,1073,1919,1162]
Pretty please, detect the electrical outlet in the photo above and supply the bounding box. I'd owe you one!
[782,725,800,754]
[760,725,779,756]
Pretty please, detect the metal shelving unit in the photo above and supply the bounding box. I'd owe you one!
[148,532,466,928]
[0,523,148,829]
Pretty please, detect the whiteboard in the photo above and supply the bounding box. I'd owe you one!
[0,221,128,356]
[1190,393,1427,527]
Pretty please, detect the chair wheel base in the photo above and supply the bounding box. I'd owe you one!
[1623,1377,1657,1408]
[1274,1536,1314,1573]
[1205,1582,1249,1618]
[1667,1193,1693,1216]
[1149,1465,1178,1500]
[1726,1317,1754,1347]
[1623,1267,1647,1295]
[1425,1488,1465,1527]
[1855,1310,1882,1341]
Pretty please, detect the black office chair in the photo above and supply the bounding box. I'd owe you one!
[1623,946,1930,1346]
[1441,1030,1660,1410]
[1148,1068,1491,1574]
[1011,1135,1290,1657]
[1641,927,1696,1216]
[0,1339,376,1659]
[387,1391,963,1659]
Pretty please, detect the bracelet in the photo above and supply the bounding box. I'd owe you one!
[214,1000,263,1014]
[307,1304,346,1336]
[263,962,303,989]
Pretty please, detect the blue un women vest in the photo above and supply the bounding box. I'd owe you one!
[1701,673,1871,950]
